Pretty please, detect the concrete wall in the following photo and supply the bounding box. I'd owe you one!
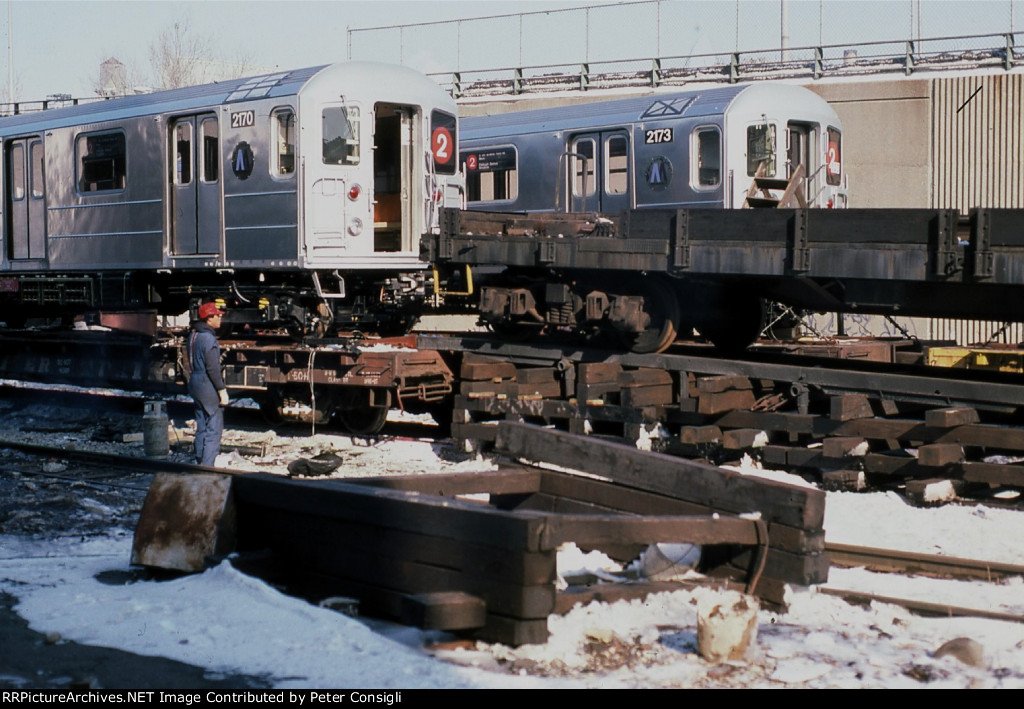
[807,80,932,208]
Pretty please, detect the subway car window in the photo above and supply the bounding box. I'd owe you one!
[826,127,842,186]
[694,128,721,187]
[605,135,628,195]
[9,143,24,200]
[201,118,218,183]
[77,132,126,193]
[462,146,518,202]
[323,106,360,165]
[273,108,295,177]
[747,123,776,177]
[175,123,192,186]
[572,138,596,197]
[30,141,43,198]
[431,110,457,175]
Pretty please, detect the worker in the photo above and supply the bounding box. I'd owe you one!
[186,301,229,466]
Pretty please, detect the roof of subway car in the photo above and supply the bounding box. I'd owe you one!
[460,84,751,139]
[460,83,836,140]
[0,62,442,135]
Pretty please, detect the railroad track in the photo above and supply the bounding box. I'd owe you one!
[822,543,1024,624]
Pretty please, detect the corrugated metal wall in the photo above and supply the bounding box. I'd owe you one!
[926,318,1024,345]
[932,74,1024,210]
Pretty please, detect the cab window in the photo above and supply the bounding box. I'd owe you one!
[323,107,360,165]
[747,123,776,177]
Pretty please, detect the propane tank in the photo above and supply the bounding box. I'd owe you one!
[143,400,170,459]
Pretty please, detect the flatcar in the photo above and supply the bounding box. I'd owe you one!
[459,83,847,214]
[446,84,848,352]
[0,62,462,334]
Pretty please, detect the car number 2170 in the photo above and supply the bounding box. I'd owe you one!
[230,111,256,129]
[644,128,673,144]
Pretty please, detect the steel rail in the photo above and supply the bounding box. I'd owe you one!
[827,542,1024,582]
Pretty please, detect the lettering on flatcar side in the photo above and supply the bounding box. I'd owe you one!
[644,128,673,144]
[230,110,256,129]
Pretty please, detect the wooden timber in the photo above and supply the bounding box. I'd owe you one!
[218,421,826,645]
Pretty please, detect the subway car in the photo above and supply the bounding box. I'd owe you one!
[0,62,461,334]
[460,82,846,214]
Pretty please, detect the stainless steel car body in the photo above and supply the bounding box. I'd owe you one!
[460,83,847,214]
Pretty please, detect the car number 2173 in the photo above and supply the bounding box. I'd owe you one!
[644,128,673,144]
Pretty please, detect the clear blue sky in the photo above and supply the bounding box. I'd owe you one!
[2,0,1018,102]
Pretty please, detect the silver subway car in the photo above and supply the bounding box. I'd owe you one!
[0,62,461,333]
[460,83,847,214]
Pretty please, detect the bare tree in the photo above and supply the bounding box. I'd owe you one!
[149,19,215,90]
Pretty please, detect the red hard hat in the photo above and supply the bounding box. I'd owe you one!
[198,302,225,320]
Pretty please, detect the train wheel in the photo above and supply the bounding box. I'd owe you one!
[698,295,766,353]
[620,278,682,354]
[336,387,391,436]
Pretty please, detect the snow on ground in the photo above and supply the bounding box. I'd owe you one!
[2,422,1024,688]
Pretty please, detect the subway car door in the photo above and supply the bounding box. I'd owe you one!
[170,114,221,255]
[786,123,812,203]
[4,137,46,261]
[568,131,631,214]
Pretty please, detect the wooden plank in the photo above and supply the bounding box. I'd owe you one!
[697,389,756,415]
[822,437,868,458]
[511,381,562,398]
[352,469,542,496]
[286,569,547,646]
[619,368,673,387]
[620,384,673,407]
[578,362,622,383]
[494,422,825,530]
[246,508,558,586]
[516,367,558,384]
[925,407,980,428]
[961,461,1024,486]
[917,443,965,467]
[830,394,874,421]
[533,467,824,555]
[401,592,487,631]
[695,375,753,393]
[722,428,766,450]
[863,453,919,476]
[821,419,1024,451]
[678,426,723,444]
[552,514,763,547]
[821,469,867,491]
[450,422,500,443]
[714,410,817,435]
[460,357,517,381]
[233,473,558,552]
[702,546,830,586]
[255,518,556,619]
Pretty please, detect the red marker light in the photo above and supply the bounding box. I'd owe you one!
[348,184,361,201]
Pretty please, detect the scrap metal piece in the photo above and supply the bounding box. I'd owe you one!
[131,472,236,572]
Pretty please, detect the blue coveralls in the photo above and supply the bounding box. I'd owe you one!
[187,321,226,466]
